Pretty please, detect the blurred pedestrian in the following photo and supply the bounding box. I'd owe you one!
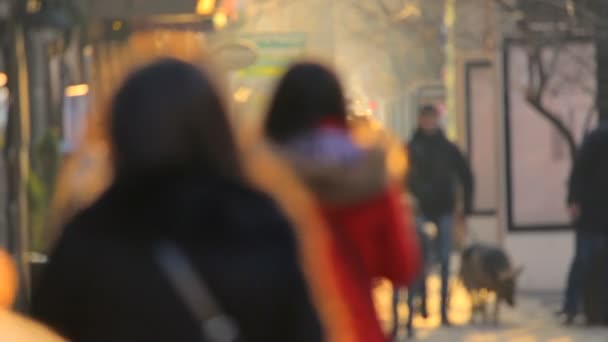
[0,310,66,342]
[31,59,323,342]
[0,249,65,342]
[392,194,430,339]
[407,105,474,326]
[49,31,207,241]
[0,249,17,308]
[561,122,608,325]
[264,62,420,342]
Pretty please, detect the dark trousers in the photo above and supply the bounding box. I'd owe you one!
[392,221,430,335]
[423,214,453,320]
[564,231,607,316]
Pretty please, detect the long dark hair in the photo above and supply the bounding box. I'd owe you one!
[110,58,241,180]
[264,62,347,143]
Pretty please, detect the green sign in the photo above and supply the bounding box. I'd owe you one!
[241,33,307,50]
[236,33,307,78]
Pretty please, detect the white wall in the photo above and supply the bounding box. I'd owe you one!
[496,44,575,293]
[452,0,576,293]
[505,232,573,292]
[468,216,501,246]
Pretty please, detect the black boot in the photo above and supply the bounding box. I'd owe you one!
[420,297,429,319]
[441,314,452,327]
[406,326,415,339]
[406,317,415,339]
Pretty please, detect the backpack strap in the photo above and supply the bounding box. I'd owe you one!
[155,242,240,342]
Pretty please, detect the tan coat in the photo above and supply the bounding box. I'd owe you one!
[0,310,66,342]
[0,250,64,341]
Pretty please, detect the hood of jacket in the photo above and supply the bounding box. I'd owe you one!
[274,126,402,205]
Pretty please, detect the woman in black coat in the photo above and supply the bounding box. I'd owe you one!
[31,59,323,342]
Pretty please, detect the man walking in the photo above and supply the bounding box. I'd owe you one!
[562,122,608,324]
[407,105,474,326]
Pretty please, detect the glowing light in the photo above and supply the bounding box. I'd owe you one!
[566,0,575,17]
[0,73,8,88]
[112,20,123,31]
[395,3,421,21]
[196,0,216,15]
[26,0,41,13]
[65,84,89,98]
[369,100,377,111]
[233,87,252,103]
[374,274,473,332]
[83,45,93,57]
[213,11,228,30]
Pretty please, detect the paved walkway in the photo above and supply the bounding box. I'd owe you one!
[374,276,608,341]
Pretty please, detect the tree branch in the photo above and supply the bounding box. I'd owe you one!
[527,98,578,161]
[527,47,547,102]
[545,43,563,77]
[583,95,598,135]
[536,48,548,85]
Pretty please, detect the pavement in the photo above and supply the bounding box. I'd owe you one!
[373,276,608,342]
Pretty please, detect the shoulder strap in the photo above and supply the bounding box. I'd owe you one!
[155,242,240,342]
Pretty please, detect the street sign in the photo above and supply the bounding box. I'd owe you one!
[228,33,307,123]
[236,33,307,78]
[211,40,258,70]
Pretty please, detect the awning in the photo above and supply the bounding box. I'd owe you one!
[77,0,203,19]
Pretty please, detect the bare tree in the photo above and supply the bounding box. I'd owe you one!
[499,0,601,161]
[336,0,445,91]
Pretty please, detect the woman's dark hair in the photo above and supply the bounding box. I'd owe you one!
[110,58,241,180]
[264,62,347,143]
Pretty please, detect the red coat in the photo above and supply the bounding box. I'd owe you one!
[322,187,420,342]
[280,126,421,342]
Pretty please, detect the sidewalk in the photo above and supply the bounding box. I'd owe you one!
[374,276,608,341]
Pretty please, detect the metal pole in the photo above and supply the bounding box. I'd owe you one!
[4,8,33,309]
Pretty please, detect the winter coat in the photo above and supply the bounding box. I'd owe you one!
[270,122,421,342]
[31,173,323,342]
[408,129,474,219]
[0,249,64,342]
[568,123,608,234]
[0,310,65,342]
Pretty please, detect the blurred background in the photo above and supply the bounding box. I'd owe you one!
[1,0,608,340]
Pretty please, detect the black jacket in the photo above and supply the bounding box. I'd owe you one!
[31,174,323,342]
[408,130,474,219]
[568,124,608,234]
